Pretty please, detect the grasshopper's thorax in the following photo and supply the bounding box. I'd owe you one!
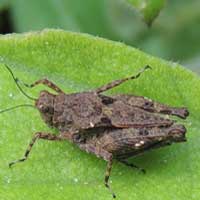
[35,90,56,127]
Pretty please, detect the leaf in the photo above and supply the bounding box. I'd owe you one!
[9,0,200,63]
[0,29,199,200]
[126,0,166,26]
[9,0,148,42]
[10,0,107,33]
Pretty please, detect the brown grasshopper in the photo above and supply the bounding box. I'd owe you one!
[2,65,189,198]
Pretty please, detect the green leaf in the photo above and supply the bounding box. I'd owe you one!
[10,0,106,33]
[126,0,166,26]
[0,29,199,200]
[0,0,10,10]
[10,0,142,44]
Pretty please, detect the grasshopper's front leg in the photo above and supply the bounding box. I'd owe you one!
[4,64,64,94]
[17,78,64,93]
[9,132,64,167]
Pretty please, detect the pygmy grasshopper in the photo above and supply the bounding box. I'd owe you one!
[2,65,189,198]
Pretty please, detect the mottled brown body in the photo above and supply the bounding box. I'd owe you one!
[6,65,189,198]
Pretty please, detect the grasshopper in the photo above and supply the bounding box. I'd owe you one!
[2,65,189,198]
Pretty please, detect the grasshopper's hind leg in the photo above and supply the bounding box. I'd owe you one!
[9,132,64,167]
[95,65,151,94]
[78,143,116,198]
[118,159,146,174]
[105,158,116,198]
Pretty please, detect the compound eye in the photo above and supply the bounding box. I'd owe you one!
[39,104,49,113]
[43,107,49,113]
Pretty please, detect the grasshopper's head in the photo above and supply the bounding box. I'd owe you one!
[35,90,55,126]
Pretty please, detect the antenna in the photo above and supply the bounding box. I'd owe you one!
[0,104,35,114]
[4,64,36,101]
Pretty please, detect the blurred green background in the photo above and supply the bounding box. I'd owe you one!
[0,0,199,73]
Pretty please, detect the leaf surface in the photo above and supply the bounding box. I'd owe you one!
[0,29,199,200]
